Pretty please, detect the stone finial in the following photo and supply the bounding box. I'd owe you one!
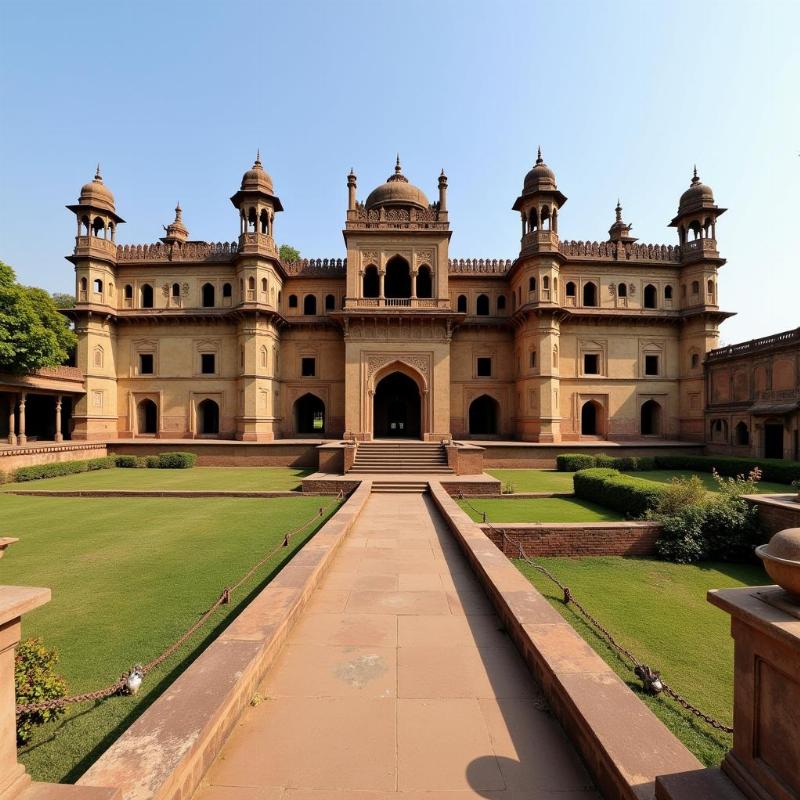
[95,163,102,181]
[608,199,637,244]
[395,154,402,174]
[536,146,543,165]
[255,148,261,166]
[615,199,622,222]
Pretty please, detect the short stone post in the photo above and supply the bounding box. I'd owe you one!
[6,396,16,446]
[0,586,51,800]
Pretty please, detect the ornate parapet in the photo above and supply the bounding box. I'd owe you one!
[448,258,513,275]
[116,241,238,263]
[345,204,449,231]
[73,235,118,262]
[283,258,347,276]
[558,239,682,263]
[706,327,800,362]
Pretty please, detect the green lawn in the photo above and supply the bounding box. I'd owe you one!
[457,496,623,523]
[0,466,312,493]
[2,493,337,783]
[516,556,768,766]
[487,468,790,495]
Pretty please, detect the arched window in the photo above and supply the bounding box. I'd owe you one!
[416,265,432,298]
[137,399,158,435]
[457,294,467,313]
[691,280,700,295]
[325,294,335,311]
[261,277,268,293]
[92,217,105,237]
[140,284,154,308]
[617,282,627,298]
[303,295,317,315]
[385,255,411,298]
[582,282,597,307]
[124,284,133,300]
[542,275,549,290]
[260,346,268,369]
[259,209,269,235]
[528,276,537,292]
[294,393,325,434]
[171,282,180,298]
[664,285,673,300]
[580,400,601,436]
[640,399,662,436]
[248,276,255,291]
[565,281,576,298]
[476,294,490,315]
[497,295,506,311]
[288,294,298,308]
[222,283,232,298]
[643,284,657,308]
[707,279,715,301]
[691,353,700,369]
[197,399,220,436]
[93,346,103,368]
[735,421,749,446]
[363,265,379,298]
[468,395,500,436]
[93,278,103,293]
[202,283,215,307]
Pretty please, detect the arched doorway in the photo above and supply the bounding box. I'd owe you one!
[137,399,158,435]
[580,401,601,436]
[468,395,499,436]
[373,372,421,438]
[640,400,661,436]
[384,256,411,298]
[294,393,325,434]
[764,422,784,459]
[197,399,220,436]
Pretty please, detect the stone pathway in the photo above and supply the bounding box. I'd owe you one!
[195,492,599,799]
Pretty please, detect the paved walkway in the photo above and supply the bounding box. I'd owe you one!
[195,493,598,799]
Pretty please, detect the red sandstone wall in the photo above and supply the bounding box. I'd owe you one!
[0,443,108,477]
[107,442,320,468]
[480,521,661,557]
[478,443,704,469]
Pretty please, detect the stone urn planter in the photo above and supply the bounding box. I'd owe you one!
[756,527,800,599]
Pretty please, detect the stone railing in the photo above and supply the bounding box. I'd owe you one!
[347,297,448,309]
[73,236,118,257]
[448,258,513,274]
[558,240,681,263]
[117,241,238,262]
[346,205,448,230]
[707,327,800,361]
[283,258,347,276]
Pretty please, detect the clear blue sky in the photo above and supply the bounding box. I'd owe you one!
[1,0,798,343]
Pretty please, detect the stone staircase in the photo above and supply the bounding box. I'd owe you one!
[371,480,429,494]
[348,441,452,475]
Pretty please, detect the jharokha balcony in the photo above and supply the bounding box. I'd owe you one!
[345,297,451,310]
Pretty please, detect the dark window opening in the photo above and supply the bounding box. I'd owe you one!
[139,353,154,375]
[223,283,232,298]
[582,282,597,307]
[385,255,411,298]
[288,294,298,308]
[497,295,506,311]
[201,353,216,374]
[416,265,432,298]
[363,265,379,298]
[141,284,154,308]
[476,357,492,377]
[476,294,490,315]
[325,294,335,311]
[643,284,657,309]
[457,294,467,313]
[468,394,499,436]
[566,282,576,297]
[202,283,215,307]
[645,355,659,375]
[583,354,599,375]
[301,357,316,377]
[303,295,317,315]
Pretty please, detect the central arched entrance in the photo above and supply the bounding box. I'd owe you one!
[468,395,499,436]
[197,399,220,436]
[373,372,421,438]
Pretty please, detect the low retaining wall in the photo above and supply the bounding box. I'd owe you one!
[744,493,800,537]
[478,441,705,469]
[78,481,372,800]
[0,442,108,477]
[480,521,662,558]
[429,481,703,800]
[107,441,322,468]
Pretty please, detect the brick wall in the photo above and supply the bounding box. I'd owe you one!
[0,442,108,477]
[480,521,662,558]
[479,443,704,469]
[745,494,800,537]
[107,441,320,467]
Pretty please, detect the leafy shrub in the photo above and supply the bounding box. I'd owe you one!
[594,453,616,468]
[115,455,142,468]
[154,452,197,469]
[654,455,800,485]
[653,475,708,517]
[655,506,708,563]
[502,480,515,495]
[13,456,114,482]
[636,456,656,471]
[573,468,667,517]
[15,638,68,744]
[556,454,596,472]
[145,455,161,468]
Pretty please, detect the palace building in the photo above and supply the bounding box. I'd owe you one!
[3,152,736,446]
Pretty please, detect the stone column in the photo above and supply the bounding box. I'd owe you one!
[17,393,26,446]
[0,586,51,800]
[6,395,16,446]
[379,270,385,300]
[411,270,417,300]
[55,396,63,443]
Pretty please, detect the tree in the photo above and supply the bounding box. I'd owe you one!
[279,244,301,262]
[0,261,77,374]
[51,292,76,309]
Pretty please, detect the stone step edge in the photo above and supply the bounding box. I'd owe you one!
[77,482,373,800]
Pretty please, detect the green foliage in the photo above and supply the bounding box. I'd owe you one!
[573,467,667,517]
[457,495,623,523]
[0,261,77,374]
[14,457,116,482]
[653,475,708,517]
[153,452,197,469]
[114,455,143,468]
[501,480,515,495]
[15,638,68,745]
[145,455,161,468]
[278,244,301,262]
[50,292,76,309]
[594,453,616,468]
[655,506,708,563]
[654,455,800,485]
[556,454,597,471]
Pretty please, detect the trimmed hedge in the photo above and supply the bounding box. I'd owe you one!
[573,467,667,517]
[653,455,800,485]
[14,456,115,482]
[114,455,143,469]
[557,453,658,473]
[153,452,197,469]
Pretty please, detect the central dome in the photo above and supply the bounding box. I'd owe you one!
[240,151,274,195]
[365,157,429,210]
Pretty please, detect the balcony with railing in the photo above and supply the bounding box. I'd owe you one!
[73,235,118,259]
[345,297,450,310]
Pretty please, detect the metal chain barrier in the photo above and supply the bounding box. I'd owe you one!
[457,492,733,734]
[16,491,344,716]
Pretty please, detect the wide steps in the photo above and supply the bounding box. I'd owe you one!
[370,481,428,494]
[349,441,452,475]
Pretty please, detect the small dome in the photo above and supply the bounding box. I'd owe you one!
[679,167,714,212]
[522,148,557,195]
[79,166,116,212]
[161,203,189,243]
[240,151,274,195]
[365,157,429,210]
